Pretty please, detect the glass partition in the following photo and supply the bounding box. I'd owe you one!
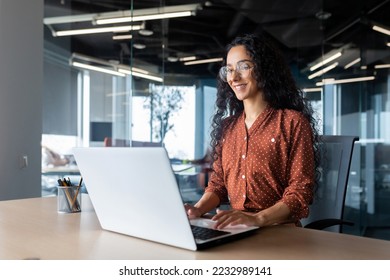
[321,74,390,239]
[42,1,201,195]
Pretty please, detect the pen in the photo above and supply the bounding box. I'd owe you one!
[58,178,72,211]
[70,177,83,211]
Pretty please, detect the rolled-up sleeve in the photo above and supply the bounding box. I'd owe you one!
[204,149,229,204]
[280,116,314,219]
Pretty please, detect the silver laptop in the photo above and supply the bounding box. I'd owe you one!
[72,147,259,251]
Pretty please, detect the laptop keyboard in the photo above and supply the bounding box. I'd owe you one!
[191,225,230,240]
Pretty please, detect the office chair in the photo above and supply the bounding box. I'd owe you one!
[301,135,359,233]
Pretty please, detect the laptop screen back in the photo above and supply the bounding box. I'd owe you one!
[73,147,197,251]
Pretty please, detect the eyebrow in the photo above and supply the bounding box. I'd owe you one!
[226,59,253,66]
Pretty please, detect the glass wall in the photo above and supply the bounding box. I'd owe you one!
[336,73,390,240]
[42,1,207,195]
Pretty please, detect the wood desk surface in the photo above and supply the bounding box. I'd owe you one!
[0,195,389,260]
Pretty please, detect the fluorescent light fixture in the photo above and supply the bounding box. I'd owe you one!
[308,62,338,79]
[139,29,154,36]
[44,4,201,25]
[54,25,142,37]
[43,13,96,25]
[318,78,335,84]
[96,11,193,25]
[387,42,390,47]
[72,62,125,77]
[113,34,132,40]
[44,4,200,38]
[70,53,162,82]
[94,4,201,25]
[316,76,375,86]
[133,43,146,49]
[179,56,197,62]
[167,56,179,62]
[373,25,390,36]
[344,58,361,69]
[131,67,150,74]
[374,64,390,69]
[118,68,163,82]
[309,52,342,71]
[302,87,322,92]
[184,57,223,65]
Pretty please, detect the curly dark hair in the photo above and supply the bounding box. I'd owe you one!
[209,33,321,187]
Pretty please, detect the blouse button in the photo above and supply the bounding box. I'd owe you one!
[271,138,275,142]
[242,154,246,159]
[242,175,246,179]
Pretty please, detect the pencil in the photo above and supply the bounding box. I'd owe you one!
[70,177,83,211]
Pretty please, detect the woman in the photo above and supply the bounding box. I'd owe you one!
[185,33,320,229]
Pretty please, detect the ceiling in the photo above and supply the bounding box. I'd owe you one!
[44,0,390,86]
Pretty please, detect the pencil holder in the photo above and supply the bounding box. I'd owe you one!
[57,185,82,213]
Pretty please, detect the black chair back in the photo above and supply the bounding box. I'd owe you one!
[301,135,359,232]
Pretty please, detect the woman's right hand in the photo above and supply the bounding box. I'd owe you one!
[184,203,202,219]
[184,192,221,219]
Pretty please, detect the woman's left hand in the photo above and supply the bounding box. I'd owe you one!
[211,209,260,229]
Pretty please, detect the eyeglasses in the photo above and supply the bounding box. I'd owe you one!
[219,61,254,82]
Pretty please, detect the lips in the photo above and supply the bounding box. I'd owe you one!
[233,84,247,90]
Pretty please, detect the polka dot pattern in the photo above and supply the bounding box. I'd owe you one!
[205,107,315,220]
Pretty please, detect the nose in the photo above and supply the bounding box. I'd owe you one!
[229,69,240,81]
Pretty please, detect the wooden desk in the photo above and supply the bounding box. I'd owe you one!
[1,195,390,260]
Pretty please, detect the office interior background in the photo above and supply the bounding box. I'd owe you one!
[0,0,389,240]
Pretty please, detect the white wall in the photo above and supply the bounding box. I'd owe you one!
[0,0,43,200]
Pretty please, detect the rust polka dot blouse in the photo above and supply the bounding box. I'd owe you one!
[205,106,315,220]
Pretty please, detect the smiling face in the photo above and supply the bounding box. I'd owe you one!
[226,45,261,102]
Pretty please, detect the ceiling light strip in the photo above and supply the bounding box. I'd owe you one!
[43,4,201,25]
[118,69,163,82]
[344,58,361,69]
[43,13,96,25]
[131,67,149,74]
[70,53,161,81]
[71,53,113,67]
[72,62,125,77]
[308,62,338,79]
[179,56,197,62]
[316,76,375,86]
[113,34,133,40]
[309,52,342,71]
[96,11,193,25]
[94,4,200,24]
[302,87,323,92]
[372,25,390,36]
[184,57,223,65]
[374,64,390,69]
[54,25,142,37]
